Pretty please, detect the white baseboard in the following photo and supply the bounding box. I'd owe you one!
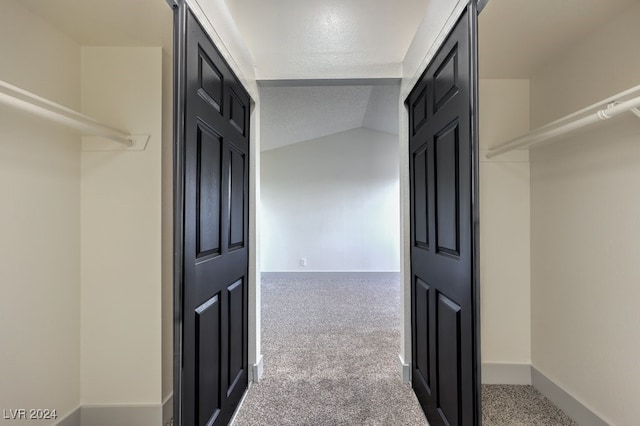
[250,354,264,383]
[55,406,81,426]
[56,404,164,426]
[482,362,532,385]
[398,354,411,384]
[60,405,163,426]
[261,271,401,280]
[531,367,609,426]
[162,394,173,426]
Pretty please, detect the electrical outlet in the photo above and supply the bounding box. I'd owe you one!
[300,258,307,267]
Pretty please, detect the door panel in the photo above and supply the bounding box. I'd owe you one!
[434,122,460,256]
[436,293,462,425]
[195,295,221,425]
[414,278,431,391]
[196,125,223,258]
[228,145,246,250]
[176,5,250,425]
[413,146,429,248]
[407,3,479,425]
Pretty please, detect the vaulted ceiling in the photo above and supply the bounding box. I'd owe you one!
[20,0,172,48]
[479,0,636,78]
[260,83,399,151]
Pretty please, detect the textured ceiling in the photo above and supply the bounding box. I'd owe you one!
[224,0,430,79]
[480,0,636,78]
[19,0,635,82]
[260,83,399,151]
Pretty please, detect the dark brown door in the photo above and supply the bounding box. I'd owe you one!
[407,3,480,425]
[174,4,250,425]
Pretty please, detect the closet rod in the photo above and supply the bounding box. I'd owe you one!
[486,94,640,159]
[0,80,133,146]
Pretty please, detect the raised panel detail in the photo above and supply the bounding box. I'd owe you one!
[433,45,459,113]
[198,47,223,112]
[227,279,244,396]
[414,277,431,393]
[434,121,460,257]
[229,90,246,135]
[413,145,429,249]
[228,145,245,250]
[412,87,428,135]
[195,294,222,426]
[436,293,461,426]
[197,124,223,258]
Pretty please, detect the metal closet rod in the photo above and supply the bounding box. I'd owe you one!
[0,79,134,146]
[486,88,640,159]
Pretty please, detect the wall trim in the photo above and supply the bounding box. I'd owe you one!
[398,354,411,384]
[258,78,401,87]
[261,271,401,280]
[532,367,610,426]
[162,394,173,426]
[250,354,264,383]
[55,406,81,426]
[482,362,532,385]
[79,405,162,426]
[56,404,168,426]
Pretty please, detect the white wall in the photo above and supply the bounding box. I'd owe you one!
[530,2,640,424]
[80,47,163,405]
[0,1,82,421]
[261,127,400,272]
[161,38,174,408]
[479,80,531,368]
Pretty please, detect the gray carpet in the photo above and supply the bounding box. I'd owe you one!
[232,275,577,425]
[482,385,578,425]
[232,275,427,425]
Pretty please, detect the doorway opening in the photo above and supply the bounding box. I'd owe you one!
[233,80,427,423]
[259,81,401,273]
[478,1,639,424]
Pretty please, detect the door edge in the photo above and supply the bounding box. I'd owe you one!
[172,1,187,425]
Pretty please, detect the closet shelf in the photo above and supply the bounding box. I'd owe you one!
[486,84,640,159]
[0,79,140,147]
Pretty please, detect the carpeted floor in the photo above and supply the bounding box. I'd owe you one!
[482,385,577,426]
[232,274,426,425]
[232,275,576,425]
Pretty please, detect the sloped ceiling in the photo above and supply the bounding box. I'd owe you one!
[479,0,636,78]
[19,0,172,48]
[260,83,399,151]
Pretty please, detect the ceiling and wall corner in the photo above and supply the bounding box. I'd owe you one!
[479,0,637,79]
[224,0,430,80]
[20,0,173,50]
[259,82,400,151]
